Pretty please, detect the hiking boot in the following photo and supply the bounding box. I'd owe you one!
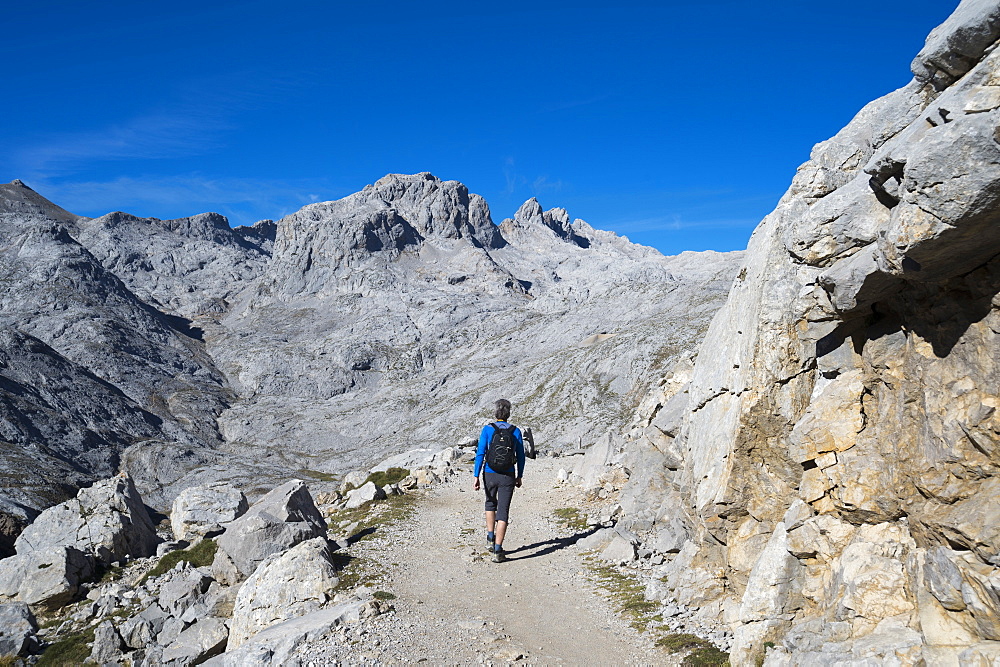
[486,534,495,552]
[492,547,506,563]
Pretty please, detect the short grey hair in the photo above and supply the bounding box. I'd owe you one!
[494,398,511,421]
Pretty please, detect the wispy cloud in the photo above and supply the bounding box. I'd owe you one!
[10,69,305,182]
[502,157,566,199]
[610,214,760,234]
[13,108,229,181]
[32,174,343,226]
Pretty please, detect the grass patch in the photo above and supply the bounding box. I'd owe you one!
[139,538,218,585]
[0,657,21,667]
[342,468,412,493]
[655,634,730,666]
[584,556,659,632]
[552,507,590,532]
[37,627,95,667]
[685,646,730,666]
[365,467,409,488]
[299,469,339,483]
[753,642,776,667]
[587,560,730,665]
[326,494,418,593]
[96,563,123,583]
[373,590,396,600]
[657,633,711,653]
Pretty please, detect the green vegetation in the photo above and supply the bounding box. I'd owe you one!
[585,556,730,665]
[139,538,218,585]
[341,467,411,493]
[685,646,731,666]
[364,467,410,489]
[299,469,338,483]
[325,493,417,593]
[655,634,730,666]
[373,590,396,601]
[37,627,95,667]
[96,563,123,583]
[657,633,712,652]
[754,642,776,667]
[552,507,590,532]
[584,556,659,632]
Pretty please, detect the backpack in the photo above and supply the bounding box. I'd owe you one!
[486,422,517,472]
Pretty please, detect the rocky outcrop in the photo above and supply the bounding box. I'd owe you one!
[68,210,273,319]
[0,180,233,525]
[608,1,1000,663]
[213,480,327,584]
[0,602,38,657]
[0,546,93,611]
[14,476,158,565]
[228,537,340,648]
[171,484,249,542]
[0,476,156,610]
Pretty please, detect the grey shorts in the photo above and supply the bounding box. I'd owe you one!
[483,472,516,522]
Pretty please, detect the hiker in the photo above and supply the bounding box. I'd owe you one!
[473,398,526,563]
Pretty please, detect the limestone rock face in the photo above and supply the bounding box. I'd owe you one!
[213,480,326,583]
[68,210,273,319]
[171,484,249,542]
[617,2,1000,663]
[0,546,93,610]
[227,537,339,648]
[0,179,232,523]
[0,602,38,657]
[14,476,157,565]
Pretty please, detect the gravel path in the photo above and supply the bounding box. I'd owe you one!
[295,457,673,665]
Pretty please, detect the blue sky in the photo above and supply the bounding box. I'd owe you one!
[3,1,955,255]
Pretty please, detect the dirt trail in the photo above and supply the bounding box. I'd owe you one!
[298,457,670,665]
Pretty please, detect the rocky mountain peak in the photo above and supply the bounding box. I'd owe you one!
[0,179,80,224]
[500,197,589,248]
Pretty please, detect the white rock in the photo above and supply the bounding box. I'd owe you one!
[227,537,339,648]
[344,481,386,509]
[171,483,249,542]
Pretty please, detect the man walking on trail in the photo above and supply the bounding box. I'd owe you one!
[473,398,526,563]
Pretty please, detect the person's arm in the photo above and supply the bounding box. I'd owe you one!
[514,427,526,483]
[473,425,490,483]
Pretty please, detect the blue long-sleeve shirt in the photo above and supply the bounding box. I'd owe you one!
[473,422,525,478]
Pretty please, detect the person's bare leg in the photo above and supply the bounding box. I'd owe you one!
[486,511,496,534]
[495,520,508,547]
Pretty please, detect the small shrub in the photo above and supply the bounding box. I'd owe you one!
[552,507,589,532]
[364,467,410,488]
[656,633,710,653]
[373,590,396,600]
[684,646,730,666]
[37,627,95,667]
[140,538,218,584]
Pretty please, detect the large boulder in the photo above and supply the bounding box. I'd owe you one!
[344,481,386,509]
[0,602,38,657]
[161,617,229,665]
[13,475,157,565]
[213,480,326,583]
[0,546,93,610]
[205,600,380,667]
[171,483,249,542]
[227,537,339,648]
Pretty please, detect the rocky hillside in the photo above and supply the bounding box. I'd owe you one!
[0,174,741,552]
[589,0,1000,663]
